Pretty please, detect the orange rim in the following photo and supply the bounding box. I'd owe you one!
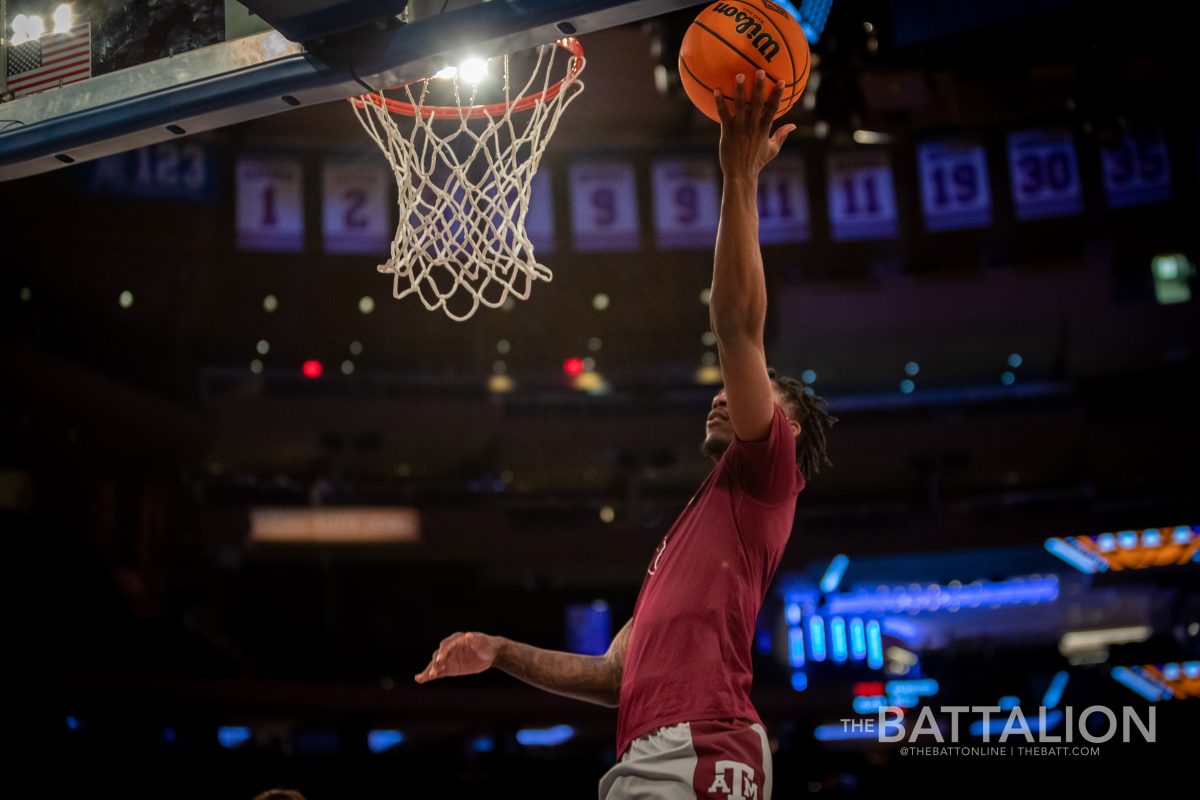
[349,37,584,120]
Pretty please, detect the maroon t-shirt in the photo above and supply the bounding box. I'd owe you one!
[616,403,805,757]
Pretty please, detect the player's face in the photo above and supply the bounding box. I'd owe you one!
[702,388,734,459]
[701,385,787,460]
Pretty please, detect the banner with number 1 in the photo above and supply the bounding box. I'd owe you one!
[236,156,304,252]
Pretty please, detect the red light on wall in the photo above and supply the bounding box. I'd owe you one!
[302,360,323,379]
[562,357,584,376]
[853,681,886,697]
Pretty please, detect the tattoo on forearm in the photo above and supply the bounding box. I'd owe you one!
[494,620,631,708]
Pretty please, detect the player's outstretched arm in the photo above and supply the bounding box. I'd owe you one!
[710,70,796,442]
[414,619,632,708]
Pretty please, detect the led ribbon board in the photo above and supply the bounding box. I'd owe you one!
[1046,525,1199,573]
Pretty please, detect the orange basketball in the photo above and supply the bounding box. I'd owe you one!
[679,1,811,123]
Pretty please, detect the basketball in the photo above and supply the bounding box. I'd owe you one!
[678,1,811,123]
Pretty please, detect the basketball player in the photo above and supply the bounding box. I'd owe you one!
[415,71,835,800]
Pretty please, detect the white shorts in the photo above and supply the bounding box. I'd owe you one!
[598,719,772,800]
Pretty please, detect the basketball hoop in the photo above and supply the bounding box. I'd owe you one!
[349,38,585,321]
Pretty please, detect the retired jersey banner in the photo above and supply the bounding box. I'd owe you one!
[917,140,992,231]
[236,156,305,252]
[525,169,556,254]
[827,150,899,241]
[569,161,640,252]
[757,155,811,244]
[83,142,216,201]
[1007,129,1082,220]
[1099,128,1172,208]
[321,159,391,255]
[652,157,720,249]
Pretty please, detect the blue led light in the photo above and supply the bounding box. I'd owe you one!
[788,627,806,667]
[1097,532,1116,552]
[1163,663,1181,680]
[65,716,80,731]
[1183,662,1200,678]
[969,710,1062,737]
[471,735,496,753]
[771,0,833,44]
[218,726,252,749]
[1042,671,1069,709]
[516,725,575,747]
[827,576,1059,615]
[814,723,878,741]
[1001,371,1016,386]
[368,729,406,753]
[809,615,827,662]
[830,617,848,662]
[1173,526,1193,544]
[886,678,938,697]
[866,620,883,670]
[1141,528,1162,547]
[900,379,915,394]
[820,554,850,593]
[1008,353,1023,368]
[802,369,817,384]
[852,695,885,714]
[904,361,920,376]
[1117,530,1138,549]
[998,696,1020,711]
[1111,667,1170,702]
[785,602,802,625]
[849,617,867,660]
[1044,538,1103,573]
[880,617,919,641]
[791,671,808,691]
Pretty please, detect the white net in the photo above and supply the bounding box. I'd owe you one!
[350,39,585,321]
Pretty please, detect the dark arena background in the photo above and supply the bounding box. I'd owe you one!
[2,1,1199,797]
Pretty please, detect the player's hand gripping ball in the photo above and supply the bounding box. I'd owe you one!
[679,1,811,122]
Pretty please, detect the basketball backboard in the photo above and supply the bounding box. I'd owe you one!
[0,0,702,181]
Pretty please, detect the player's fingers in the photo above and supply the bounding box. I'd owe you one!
[751,69,767,113]
[714,87,732,125]
[770,123,797,151]
[734,73,747,118]
[763,79,785,126]
[415,657,437,682]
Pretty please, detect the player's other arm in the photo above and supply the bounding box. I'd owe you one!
[415,619,632,708]
[710,71,795,442]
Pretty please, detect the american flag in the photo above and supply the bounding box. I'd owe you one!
[5,23,92,98]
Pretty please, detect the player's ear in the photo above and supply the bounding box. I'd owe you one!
[789,419,802,440]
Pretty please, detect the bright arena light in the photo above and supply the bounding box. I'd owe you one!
[457,57,489,85]
[11,14,32,44]
[52,4,73,34]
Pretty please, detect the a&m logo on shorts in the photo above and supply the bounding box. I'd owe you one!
[708,759,758,799]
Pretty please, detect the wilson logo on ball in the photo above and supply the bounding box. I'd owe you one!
[710,3,781,62]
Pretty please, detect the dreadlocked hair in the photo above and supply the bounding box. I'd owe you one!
[768,367,838,480]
